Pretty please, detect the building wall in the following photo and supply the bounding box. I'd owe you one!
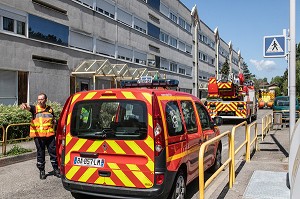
[0,0,244,105]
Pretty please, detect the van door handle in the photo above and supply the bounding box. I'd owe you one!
[98,171,111,177]
[80,152,99,158]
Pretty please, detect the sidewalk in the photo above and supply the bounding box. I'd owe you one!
[0,126,291,199]
[210,126,290,199]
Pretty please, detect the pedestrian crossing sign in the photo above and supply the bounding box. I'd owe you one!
[264,35,286,58]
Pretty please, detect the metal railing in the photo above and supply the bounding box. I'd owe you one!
[198,120,259,199]
[0,125,5,154]
[261,113,272,141]
[198,130,232,199]
[3,123,31,155]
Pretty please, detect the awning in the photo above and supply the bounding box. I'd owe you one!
[72,59,162,80]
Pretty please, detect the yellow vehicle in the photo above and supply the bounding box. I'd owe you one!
[258,90,275,109]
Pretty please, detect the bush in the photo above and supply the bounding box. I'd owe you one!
[5,144,32,156]
[0,101,63,141]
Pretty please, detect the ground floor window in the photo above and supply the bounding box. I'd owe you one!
[0,70,27,105]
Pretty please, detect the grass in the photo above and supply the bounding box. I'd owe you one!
[0,144,32,157]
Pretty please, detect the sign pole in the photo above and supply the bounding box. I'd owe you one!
[289,0,296,139]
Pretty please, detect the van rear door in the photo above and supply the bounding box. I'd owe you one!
[63,91,155,188]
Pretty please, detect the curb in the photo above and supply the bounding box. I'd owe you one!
[0,151,36,167]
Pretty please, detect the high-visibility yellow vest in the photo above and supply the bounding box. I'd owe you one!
[30,105,55,137]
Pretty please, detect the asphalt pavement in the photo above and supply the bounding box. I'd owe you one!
[0,124,291,199]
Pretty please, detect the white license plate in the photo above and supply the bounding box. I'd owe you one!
[74,156,105,168]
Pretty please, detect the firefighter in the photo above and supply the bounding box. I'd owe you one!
[20,93,61,180]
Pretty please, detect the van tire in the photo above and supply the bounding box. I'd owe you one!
[208,147,222,173]
[168,170,186,199]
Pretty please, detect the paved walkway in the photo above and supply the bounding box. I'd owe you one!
[0,125,291,198]
[208,126,290,199]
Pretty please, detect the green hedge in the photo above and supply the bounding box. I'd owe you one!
[0,101,63,141]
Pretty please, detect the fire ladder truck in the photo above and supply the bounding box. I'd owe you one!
[206,73,257,123]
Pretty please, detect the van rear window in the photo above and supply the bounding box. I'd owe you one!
[70,100,147,140]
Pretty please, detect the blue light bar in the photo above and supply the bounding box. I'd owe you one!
[121,79,179,88]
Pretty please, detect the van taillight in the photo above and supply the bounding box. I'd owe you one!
[154,122,165,156]
[153,96,165,157]
[61,125,66,146]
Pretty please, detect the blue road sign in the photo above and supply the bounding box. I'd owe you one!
[264,35,286,58]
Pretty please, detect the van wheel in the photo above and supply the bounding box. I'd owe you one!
[208,147,222,173]
[169,170,186,199]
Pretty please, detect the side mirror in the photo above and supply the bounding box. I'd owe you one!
[213,116,223,126]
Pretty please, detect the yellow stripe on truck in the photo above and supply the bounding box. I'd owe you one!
[66,165,80,179]
[84,92,97,100]
[79,167,98,182]
[121,91,136,99]
[107,140,126,154]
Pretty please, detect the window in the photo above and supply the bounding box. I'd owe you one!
[160,58,169,70]
[186,44,192,54]
[16,21,25,35]
[118,46,133,61]
[0,70,17,105]
[195,103,211,130]
[3,17,14,32]
[134,17,146,33]
[147,22,160,39]
[71,100,148,140]
[159,32,169,43]
[186,23,191,32]
[148,0,160,10]
[147,54,160,68]
[96,39,115,57]
[179,68,185,75]
[134,51,147,65]
[170,63,177,72]
[178,41,185,52]
[169,36,177,48]
[165,101,184,136]
[74,0,93,9]
[28,14,69,46]
[160,2,169,17]
[180,101,197,133]
[186,67,192,76]
[96,0,115,19]
[117,8,132,27]
[70,30,93,52]
[170,12,177,23]
[178,17,185,29]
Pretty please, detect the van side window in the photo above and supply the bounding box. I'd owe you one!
[180,101,197,133]
[195,103,211,130]
[165,101,184,136]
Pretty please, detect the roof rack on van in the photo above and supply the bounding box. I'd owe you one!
[121,78,179,88]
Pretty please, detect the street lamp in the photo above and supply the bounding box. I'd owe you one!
[191,5,199,98]
[214,27,220,80]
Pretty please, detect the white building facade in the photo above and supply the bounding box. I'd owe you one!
[0,0,243,105]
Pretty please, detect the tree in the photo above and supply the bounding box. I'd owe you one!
[241,62,252,80]
[296,43,300,61]
[220,59,229,76]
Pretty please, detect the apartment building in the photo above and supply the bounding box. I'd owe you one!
[0,0,242,105]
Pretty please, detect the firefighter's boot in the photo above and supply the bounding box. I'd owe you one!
[40,170,46,180]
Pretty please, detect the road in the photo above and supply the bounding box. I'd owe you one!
[0,109,272,199]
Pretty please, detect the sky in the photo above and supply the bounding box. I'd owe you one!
[181,0,300,82]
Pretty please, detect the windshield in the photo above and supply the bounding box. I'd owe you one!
[70,100,147,140]
[275,97,299,107]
